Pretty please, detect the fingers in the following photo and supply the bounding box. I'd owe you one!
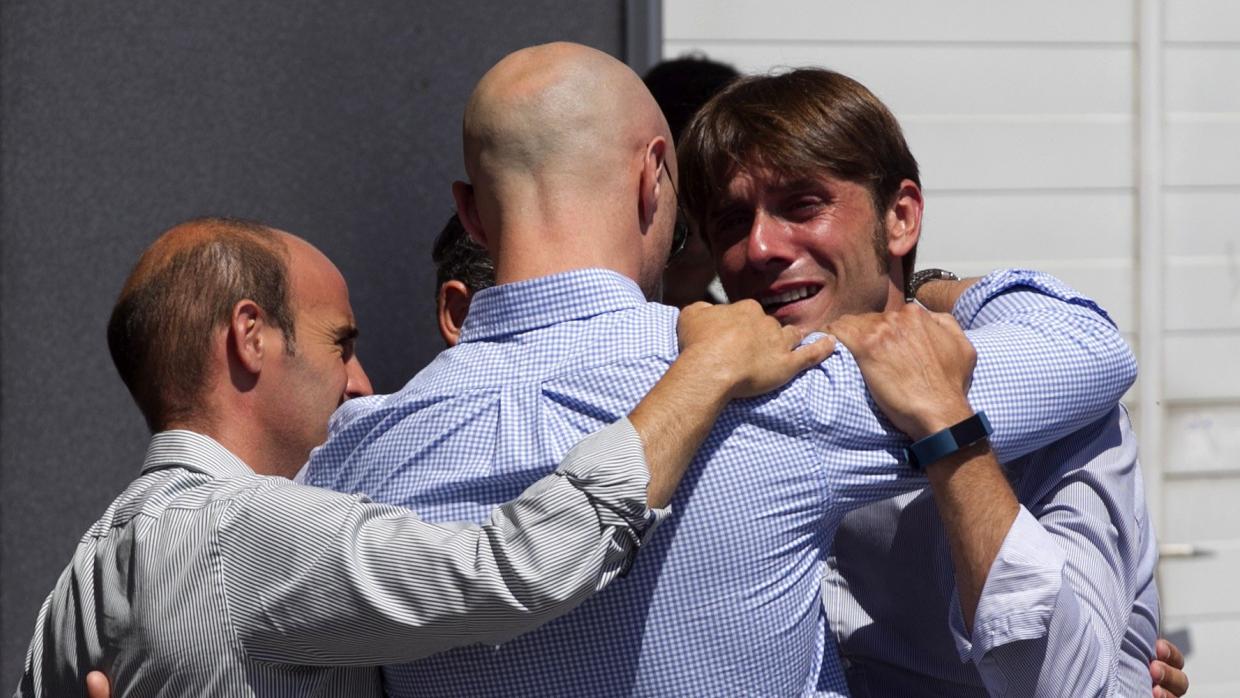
[780,324,808,349]
[793,333,836,369]
[1157,638,1186,670]
[1151,638,1189,698]
[86,671,110,698]
[1150,659,1190,697]
[926,307,962,331]
[822,312,878,351]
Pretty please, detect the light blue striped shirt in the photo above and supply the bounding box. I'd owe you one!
[305,267,1136,696]
[826,404,1158,697]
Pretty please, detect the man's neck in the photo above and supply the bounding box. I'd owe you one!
[493,234,643,289]
[166,414,288,478]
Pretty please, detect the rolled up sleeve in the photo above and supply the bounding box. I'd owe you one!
[948,507,1066,664]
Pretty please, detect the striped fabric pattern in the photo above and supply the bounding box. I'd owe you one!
[826,405,1158,697]
[304,267,1137,696]
[16,421,659,697]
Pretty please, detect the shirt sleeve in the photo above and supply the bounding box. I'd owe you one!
[953,269,1137,463]
[817,269,1136,510]
[946,407,1158,696]
[217,417,667,666]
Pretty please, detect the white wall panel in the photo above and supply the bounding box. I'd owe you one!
[1166,405,1240,475]
[1160,616,1240,692]
[1165,117,1240,187]
[664,0,1134,43]
[1160,546,1240,616]
[1165,190,1240,256]
[904,118,1134,190]
[663,42,1134,115]
[1166,0,1240,42]
[1165,258,1240,331]
[1166,47,1240,112]
[1165,475,1240,541]
[920,190,1134,261]
[1165,333,1240,400]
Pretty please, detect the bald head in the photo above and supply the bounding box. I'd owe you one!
[456,42,679,296]
[108,217,296,431]
[464,42,668,186]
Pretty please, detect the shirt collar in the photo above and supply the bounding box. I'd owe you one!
[141,429,254,479]
[459,268,648,343]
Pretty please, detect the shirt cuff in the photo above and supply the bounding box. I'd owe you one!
[948,506,1067,664]
[952,269,1117,331]
[555,417,670,552]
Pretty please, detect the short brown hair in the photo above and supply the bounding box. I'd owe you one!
[431,213,495,295]
[678,68,920,274]
[107,217,296,431]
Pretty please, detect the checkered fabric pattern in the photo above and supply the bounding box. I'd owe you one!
[305,267,1134,697]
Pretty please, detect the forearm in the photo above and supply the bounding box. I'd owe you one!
[908,394,1021,633]
[926,439,1020,632]
[629,348,731,508]
[227,422,660,665]
[915,277,981,313]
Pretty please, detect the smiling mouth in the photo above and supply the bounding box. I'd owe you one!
[759,285,822,311]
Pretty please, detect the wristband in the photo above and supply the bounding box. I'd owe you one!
[903,411,992,470]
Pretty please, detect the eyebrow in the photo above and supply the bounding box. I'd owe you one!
[713,178,827,214]
[769,178,825,195]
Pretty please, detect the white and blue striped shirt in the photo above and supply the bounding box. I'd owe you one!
[305,267,1136,696]
[826,404,1158,696]
[17,422,660,697]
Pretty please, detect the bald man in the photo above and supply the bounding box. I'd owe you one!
[16,217,830,696]
[302,44,1135,696]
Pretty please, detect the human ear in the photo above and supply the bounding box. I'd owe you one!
[229,300,268,375]
[639,136,669,229]
[437,281,473,348]
[885,179,924,258]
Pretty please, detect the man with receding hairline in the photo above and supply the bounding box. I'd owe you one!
[304,43,1135,696]
[16,216,831,696]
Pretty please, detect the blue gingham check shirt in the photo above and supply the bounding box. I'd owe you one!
[305,267,1135,696]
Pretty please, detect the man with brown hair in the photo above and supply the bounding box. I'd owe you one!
[17,216,832,696]
[304,44,1137,697]
[679,67,1173,696]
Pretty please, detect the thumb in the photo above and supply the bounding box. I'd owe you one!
[793,333,835,370]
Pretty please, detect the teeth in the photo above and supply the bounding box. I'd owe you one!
[761,286,818,307]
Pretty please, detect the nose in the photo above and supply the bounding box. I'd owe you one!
[745,210,795,270]
[344,356,374,398]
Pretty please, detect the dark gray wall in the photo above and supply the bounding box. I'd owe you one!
[0,1,626,685]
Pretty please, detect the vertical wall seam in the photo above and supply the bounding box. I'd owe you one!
[624,0,663,75]
[1138,0,1166,540]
